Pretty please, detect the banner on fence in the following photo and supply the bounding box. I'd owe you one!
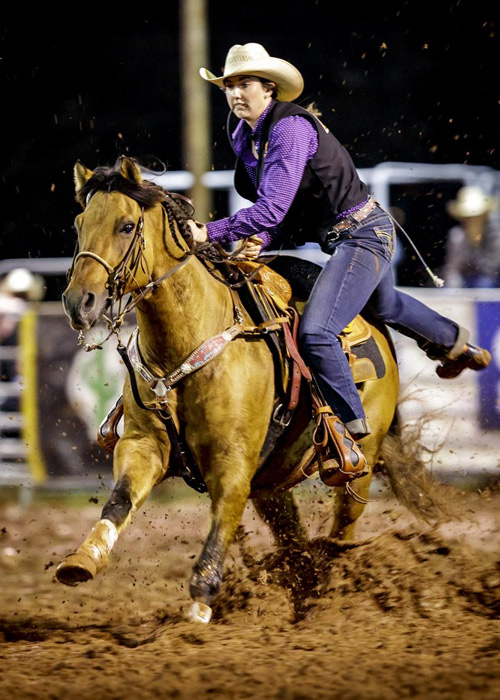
[477,301,500,431]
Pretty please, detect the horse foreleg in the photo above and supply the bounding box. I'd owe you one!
[56,433,166,586]
[188,470,253,624]
[252,490,308,552]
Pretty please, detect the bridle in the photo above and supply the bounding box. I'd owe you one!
[67,193,194,351]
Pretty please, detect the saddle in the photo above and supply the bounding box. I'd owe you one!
[228,259,381,491]
[231,258,384,395]
[97,256,386,492]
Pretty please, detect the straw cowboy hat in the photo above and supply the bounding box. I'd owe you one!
[0,268,45,301]
[199,43,304,102]
[446,186,499,219]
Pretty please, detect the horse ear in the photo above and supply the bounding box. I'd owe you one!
[119,156,142,184]
[74,161,94,193]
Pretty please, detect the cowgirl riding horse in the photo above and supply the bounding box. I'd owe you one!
[188,42,491,474]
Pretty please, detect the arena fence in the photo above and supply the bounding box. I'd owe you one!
[1,162,500,495]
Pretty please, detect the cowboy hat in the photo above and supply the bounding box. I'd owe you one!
[446,186,498,219]
[199,43,304,102]
[0,268,45,301]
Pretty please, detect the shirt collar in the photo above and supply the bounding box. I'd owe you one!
[231,100,275,145]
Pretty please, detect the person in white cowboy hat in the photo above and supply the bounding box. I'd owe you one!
[442,185,500,288]
[0,268,45,342]
[187,43,491,476]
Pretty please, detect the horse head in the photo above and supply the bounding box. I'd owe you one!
[63,156,186,331]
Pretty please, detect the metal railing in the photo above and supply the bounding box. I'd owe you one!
[0,314,31,495]
[1,161,498,280]
[1,161,499,493]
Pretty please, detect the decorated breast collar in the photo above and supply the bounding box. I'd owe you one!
[127,325,244,402]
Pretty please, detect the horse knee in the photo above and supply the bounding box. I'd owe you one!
[101,476,133,526]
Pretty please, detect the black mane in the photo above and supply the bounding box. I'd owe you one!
[76,165,169,210]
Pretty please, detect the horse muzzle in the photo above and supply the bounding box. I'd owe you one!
[62,284,109,330]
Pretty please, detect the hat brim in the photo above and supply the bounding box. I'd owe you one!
[199,57,304,102]
[447,200,495,219]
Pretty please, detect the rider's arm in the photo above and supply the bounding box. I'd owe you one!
[206,116,318,248]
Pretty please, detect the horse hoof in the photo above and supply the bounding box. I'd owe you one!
[55,552,97,586]
[188,601,212,624]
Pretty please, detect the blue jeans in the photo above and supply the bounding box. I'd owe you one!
[298,206,462,434]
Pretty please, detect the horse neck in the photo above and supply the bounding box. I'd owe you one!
[133,208,234,372]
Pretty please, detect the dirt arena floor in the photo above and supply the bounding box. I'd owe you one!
[1,474,500,700]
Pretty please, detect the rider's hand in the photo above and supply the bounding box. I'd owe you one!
[240,235,263,259]
[187,219,208,243]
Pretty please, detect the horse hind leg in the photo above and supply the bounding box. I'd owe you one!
[252,489,308,552]
[330,468,374,541]
[330,323,399,541]
[56,436,164,586]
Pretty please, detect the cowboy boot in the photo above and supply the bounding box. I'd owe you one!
[436,343,492,379]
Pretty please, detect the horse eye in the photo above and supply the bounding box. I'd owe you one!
[121,222,135,234]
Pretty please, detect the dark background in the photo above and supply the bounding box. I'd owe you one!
[1,1,498,293]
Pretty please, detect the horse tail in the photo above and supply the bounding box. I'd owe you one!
[378,411,454,525]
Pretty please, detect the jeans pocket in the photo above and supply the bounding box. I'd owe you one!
[374,223,396,261]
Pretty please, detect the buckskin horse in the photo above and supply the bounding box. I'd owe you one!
[56,156,401,623]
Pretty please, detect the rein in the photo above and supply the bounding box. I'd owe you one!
[196,239,282,289]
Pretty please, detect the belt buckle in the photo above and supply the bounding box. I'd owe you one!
[327,219,353,243]
[327,225,342,243]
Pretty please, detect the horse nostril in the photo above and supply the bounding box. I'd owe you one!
[82,292,96,313]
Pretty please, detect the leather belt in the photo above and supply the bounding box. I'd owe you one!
[326,196,378,241]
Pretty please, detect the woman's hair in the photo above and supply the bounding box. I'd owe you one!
[259,78,278,99]
[305,102,322,117]
[221,75,278,99]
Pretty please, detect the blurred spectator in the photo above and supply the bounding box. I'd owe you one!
[0,268,45,340]
[0,268,45,416]
[442,186,500,288]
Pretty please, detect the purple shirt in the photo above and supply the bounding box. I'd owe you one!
[206,104,319,248]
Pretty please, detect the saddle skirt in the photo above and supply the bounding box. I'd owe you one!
[341,316,385,383]
[230,259,385,387]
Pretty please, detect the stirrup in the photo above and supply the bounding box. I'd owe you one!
[312,406,368,487]
[97,395,124,453]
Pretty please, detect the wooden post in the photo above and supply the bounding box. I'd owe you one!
[180,0,212,222]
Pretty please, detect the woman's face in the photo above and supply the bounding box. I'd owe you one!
[223,75,274,127]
